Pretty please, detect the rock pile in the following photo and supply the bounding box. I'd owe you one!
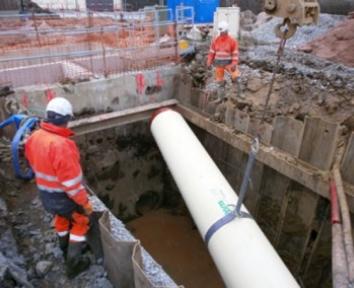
[299,18,354,67]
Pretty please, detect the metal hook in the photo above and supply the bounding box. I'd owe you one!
[274,18,297,40]
[251,137,260,154]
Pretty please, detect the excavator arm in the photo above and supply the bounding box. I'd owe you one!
[264,0,320,39]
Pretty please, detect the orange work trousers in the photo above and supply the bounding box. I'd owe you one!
[54,211,89,242]
[215,66,240,82]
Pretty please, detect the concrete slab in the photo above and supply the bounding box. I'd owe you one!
[12,65,181,116]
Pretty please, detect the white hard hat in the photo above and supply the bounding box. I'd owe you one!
[218,21,229,33]
[46,97,73,117]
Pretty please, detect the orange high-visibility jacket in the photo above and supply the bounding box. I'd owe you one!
[25,122,89,207]
[207,34,239,67]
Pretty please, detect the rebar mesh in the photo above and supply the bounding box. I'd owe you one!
[0,8,181,88]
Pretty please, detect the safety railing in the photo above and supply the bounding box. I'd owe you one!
[0,8,182,88]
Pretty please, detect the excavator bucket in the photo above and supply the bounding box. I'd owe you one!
[264,0,320,26]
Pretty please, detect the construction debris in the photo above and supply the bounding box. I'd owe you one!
[248,13,345,47]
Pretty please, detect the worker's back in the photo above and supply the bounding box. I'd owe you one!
[25,122,78,189]
[25,97,92,279]
[25,121,85,217]
[213,34,237,51]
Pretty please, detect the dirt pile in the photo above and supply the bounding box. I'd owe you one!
[248,13,345,48]
[299,18,354,67]
[183,35,354,127]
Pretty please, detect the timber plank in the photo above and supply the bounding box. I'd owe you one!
[231,109,263,215]
[302,215,332,287]
[256,117,304,245]
[341,132,354,185]
[244,161,264,216]
[278,117,336,282]
[71,99,178,136]
[278,185,326,276]
[256,168,292,244]
[247,119,273,145]
[234,109,250,133]
[224,103,235,128]
[299,117,339,170]
[272,118,305,247]
[272,116,304,156]
[203,131,230,173]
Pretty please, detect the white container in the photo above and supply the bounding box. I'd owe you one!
[150,109,300,288]
[213,6,240,40]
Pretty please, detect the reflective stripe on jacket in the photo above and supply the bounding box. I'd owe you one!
[208,34,239,66]
[25,122,89,207]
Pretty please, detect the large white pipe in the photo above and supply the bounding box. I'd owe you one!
[150,108,300,288]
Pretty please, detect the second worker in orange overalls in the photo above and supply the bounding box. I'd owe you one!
[207,21,240,85]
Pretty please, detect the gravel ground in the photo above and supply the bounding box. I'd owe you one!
[0,177,178,288]
[250,14,346,48]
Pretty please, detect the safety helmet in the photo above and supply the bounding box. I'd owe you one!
[45,97,73,125]
[218,21,229,33]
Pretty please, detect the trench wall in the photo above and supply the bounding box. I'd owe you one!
[177,71,354,287]
[5,65,180,117]
[71,105,344,287]
[192,124,333,287]
[0,66,183,287]
[76,121,173,221]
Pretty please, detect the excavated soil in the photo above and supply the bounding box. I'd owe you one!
[185,12,354,129]
[299,18,354,67]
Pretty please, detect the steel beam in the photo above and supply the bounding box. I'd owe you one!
[70,99,177,136]
[176,104,354,212]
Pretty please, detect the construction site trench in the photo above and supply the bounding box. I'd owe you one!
[0,112,343,287]
[73,118,337,288]
[1,6,354,288]
[1,43,354,287]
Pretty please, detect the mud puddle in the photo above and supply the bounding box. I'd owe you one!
[126,209,224,288]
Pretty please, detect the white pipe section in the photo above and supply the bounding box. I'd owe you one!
[150,109,300,288]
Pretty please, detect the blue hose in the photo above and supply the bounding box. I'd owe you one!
[0,114,27,130]
[11,117,39,180]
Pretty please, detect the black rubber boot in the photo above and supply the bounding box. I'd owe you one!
[66,242,90,279]
[58,234,69,259]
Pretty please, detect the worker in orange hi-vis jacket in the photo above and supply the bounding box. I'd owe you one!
[207,20,240,84]
[25,97,93,279]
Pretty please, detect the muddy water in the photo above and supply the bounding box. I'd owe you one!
[126,209,224,288]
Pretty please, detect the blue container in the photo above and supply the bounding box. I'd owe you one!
[195,0,219,23]
[167,0,219,23]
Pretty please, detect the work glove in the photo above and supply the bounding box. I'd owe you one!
[82,201,93,216]
[225,64,237,72]
[207,59,213,68]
